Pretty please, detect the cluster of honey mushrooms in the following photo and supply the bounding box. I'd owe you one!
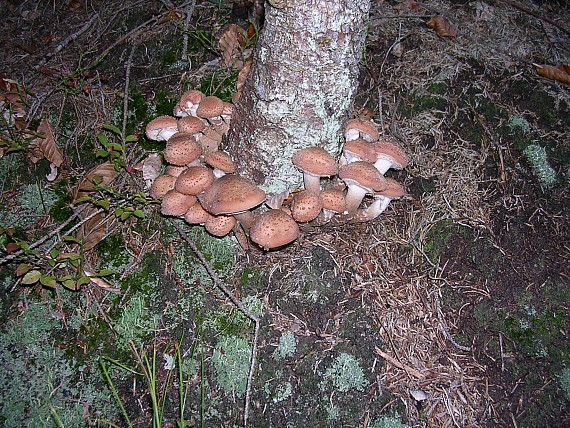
[145,90,408,251]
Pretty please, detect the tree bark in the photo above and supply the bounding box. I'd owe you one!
[225,0,370,194]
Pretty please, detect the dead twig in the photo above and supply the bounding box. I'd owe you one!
[375,346,427,380]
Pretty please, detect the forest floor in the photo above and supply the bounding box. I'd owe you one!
[0,1,569,427]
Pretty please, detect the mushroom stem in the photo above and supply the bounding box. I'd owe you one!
[344,185,368,214]
[373,158,392,174]
[303,173,322,193]
[234,211,255,231]
[352,196,390,222]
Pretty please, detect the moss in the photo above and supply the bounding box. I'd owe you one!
[427,81,447,95]
[424,220,467,262]
[522,143,557,189]
[0,183,58,229]
[153,87,177,117]
[370,415,408,428]
[211,335,251,398]
[275,331,296,359]
[198,70,239,103]
[400,89,449,118]
[320,352,368,393]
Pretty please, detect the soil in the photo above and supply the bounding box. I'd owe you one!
[0,1,569,427]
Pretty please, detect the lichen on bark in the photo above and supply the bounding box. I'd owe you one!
[225,0,371,194]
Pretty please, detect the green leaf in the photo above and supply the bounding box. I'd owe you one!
[69,259,79,268]
[109,142,123,153]
[63,235,81,243]
[103,124,122,136]
[62,279,78,290]
[125,134,139,142]
[22,270,41,284]
[74,196,93,204]
[133,209,144,219]
[96,149,110,158]
[97,199,110,211]
[47,259,56,267]
[96,269,115,277]
[97,134,109,147]
[40,275,57,288]
[77,276,91,287]
[120,211,131,221]
[16,263,32,276]
[115,208,124,217]
[50,249,60,259]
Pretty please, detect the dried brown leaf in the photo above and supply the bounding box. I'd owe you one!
[533,63,570,85]
[216,23,248,69]
[73,161,118,201]
[426,15,458,39]
[393,0,423,13]
[77,207,115,251]
[36,119,64,167]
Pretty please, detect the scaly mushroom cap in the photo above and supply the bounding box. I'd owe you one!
[292,147,338,193]
[177,116,206,134]
[205,214,237,237]
[249,209,300,250]
[339,161,387,192]
[145,115,179,141]
[149,174,177,199]
[342,139,377,164]
[184,202,211,224]
[319,188,347,214]
[196,95,225,119]
[204,150,236,176]
[376,177,405,198]
[291,190,322,223]
[198,174,266,216]
[163,133,202,166]
[352,178,405,223]
[160,190,197,217]
[174,90,205,117]
[175,166,215,195]
[372,139,409,173]
[345,118,380,142]
[165,165,188,178]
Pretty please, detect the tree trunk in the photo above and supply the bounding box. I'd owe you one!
[225,0,370,194]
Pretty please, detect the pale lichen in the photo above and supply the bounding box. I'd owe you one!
[522,143,557,189]
[321,352,368,393]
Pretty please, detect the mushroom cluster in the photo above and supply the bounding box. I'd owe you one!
[145,93,407,251]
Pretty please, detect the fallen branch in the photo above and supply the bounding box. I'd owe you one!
[375,346,427,380]
[168,218,259,427]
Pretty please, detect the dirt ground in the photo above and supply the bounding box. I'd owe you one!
[0,1,569,427]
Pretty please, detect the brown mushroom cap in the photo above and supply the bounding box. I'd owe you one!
[345,118,380,142]
[319,188,347,214]
[205,214,237,237]
[174,166,216,195]
[184,202,211,224]
[376,177,405,198]
[160,190,197,216]
[163,133,202,166]
[145,115,179,141]
[198,174,266,216]
[343,139,377,163]
[165,165,188,178]
[249,209,300,250]
[291,190,322,223]
[292,147,338,193]
[149,174,177,199]
[372,139,409,173]
[204,150,236,176]
[196,96,225,119]
[177,116,206,134]
[174,90,205,117]
[339,161,387,192]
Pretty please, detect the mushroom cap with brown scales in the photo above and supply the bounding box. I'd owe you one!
[319,188,347,215]
[196,95,225,119]
[145,115,179,141]
[204,150,236,177]
[164,165,188,178]
[174,89,205,117]
[339,161,387,214]
[290,190,322,223]
[371,139,409,174]
[205,214,237,237]
[291,147,338,193]
[184,202,211,225]
[249,209,300,251]
[174,166,215,195]
[198,174,266,216]
[160,190,197,217]
[342,138,377,164]
[149,174,177,199]
[345,118,380,142]
[177,116,206,134]
[163,133,202,166]
[352,177,405,222]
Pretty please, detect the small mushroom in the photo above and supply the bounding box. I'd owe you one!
[372,139,409,174]
[149,174,177,199]
[174,90,205,117]
[338,161,387,214]
[249,209,300,251]
[198,174,266,230]
[204,150,236,178]
[184,202,211,225]
[316,187,347,223]
[290,190,322,223]
[196,95,225,121]
[352,178,405,222]
[160,190,197,217]
[164,165,189,178]
[340,138,377,165]
[345,118,380,142]
[291,147,338,193]
[163,133,202,166]
[177,116,206,135]
[205,214,237,237]
[174,166,215,195]
[145,115,179,141]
